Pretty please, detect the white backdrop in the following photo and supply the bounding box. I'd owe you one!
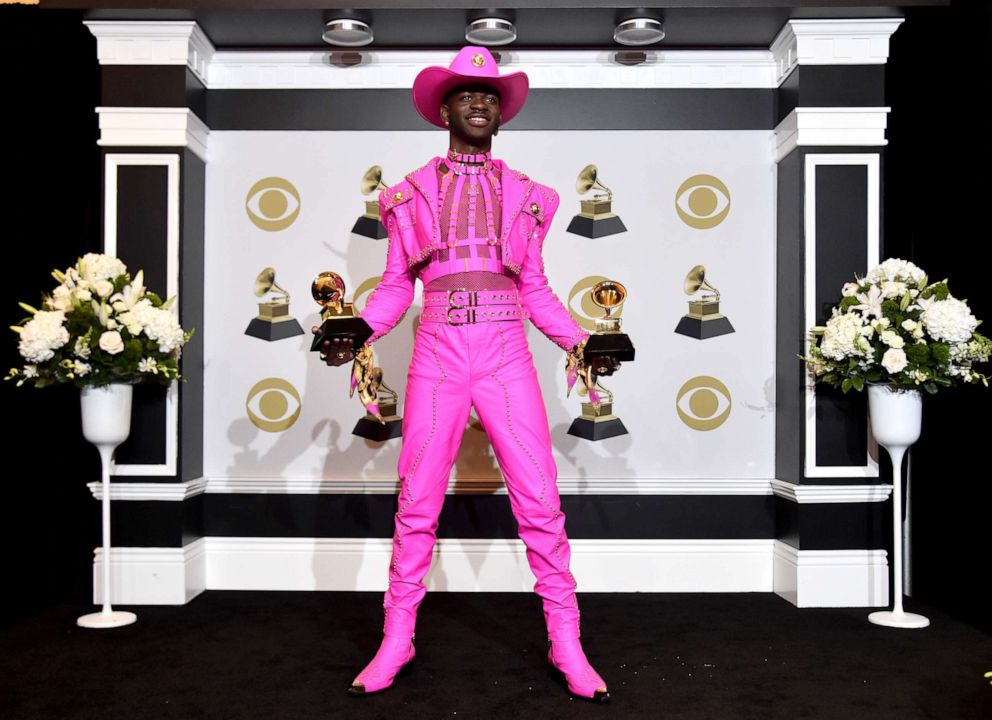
[203,129,777,482]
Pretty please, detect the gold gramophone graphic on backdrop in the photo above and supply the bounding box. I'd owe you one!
[310,271,402,441]
[352,165,390,240]
[244,267,305,342]
[673,265,735,340]
[567,279,636,441]
[566,164,627,239]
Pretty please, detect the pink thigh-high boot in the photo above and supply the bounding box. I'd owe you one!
[350,319,472,695]
[469,320,609,703]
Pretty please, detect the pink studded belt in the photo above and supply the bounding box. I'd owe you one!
[420,288,529,326]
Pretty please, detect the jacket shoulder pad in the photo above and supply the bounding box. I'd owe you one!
[379,180,415,211]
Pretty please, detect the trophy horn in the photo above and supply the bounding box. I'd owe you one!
[576,164,613,201]
[361,165,388,196]
[683,264,720,302]
[254,267,290,302]
[590,279,627,314]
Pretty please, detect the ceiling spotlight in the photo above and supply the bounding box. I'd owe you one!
[613,17,665,46]
[465,17,517,46]
[322,18,374,47]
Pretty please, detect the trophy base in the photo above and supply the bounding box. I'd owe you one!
[674,315,735,340]
[353,415,403,441]
[351,215,389,240]
[567,415,628,441]
[566,214,627,238]
[245,317,305,342]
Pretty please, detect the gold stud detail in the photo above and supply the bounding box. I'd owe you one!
[530,202,540,214]
[392,191,404,201]
[472,53,485,67]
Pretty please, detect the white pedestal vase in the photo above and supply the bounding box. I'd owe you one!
[77,382,138,629]
[866,382,929,629]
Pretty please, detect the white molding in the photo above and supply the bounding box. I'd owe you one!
[773,541,888,608]
[82,19,903,92]
[82,476,899,502]
[775,107,890,162]
[87,477,208,501]
[208,48,778,89]
[91,537,889,607]
[202,475,775,496]
[84,20,215,85]
[204,537,775,593]
[770,479,891,504]
[92,538,205,605]
[103,153,181,477]
[803,153,881,479]
[771,18,905,85]
[96,107,209,162]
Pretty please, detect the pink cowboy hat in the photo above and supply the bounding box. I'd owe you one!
[412,45,529,129]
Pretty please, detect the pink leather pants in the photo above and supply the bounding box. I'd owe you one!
[381,317,582,642]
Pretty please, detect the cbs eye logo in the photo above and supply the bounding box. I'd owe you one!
[246,177,301,231]
[567,275,625,332]
[675,175,730,230]
[246,378,302,432]
[675,376,732,431]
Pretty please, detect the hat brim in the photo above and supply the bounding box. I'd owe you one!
[412,67,529,129]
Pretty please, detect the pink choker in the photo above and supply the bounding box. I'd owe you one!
[446,147,493,175]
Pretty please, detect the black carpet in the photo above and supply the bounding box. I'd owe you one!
[1,591,988,719]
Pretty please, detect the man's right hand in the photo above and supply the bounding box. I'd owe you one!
[312,325,356,366]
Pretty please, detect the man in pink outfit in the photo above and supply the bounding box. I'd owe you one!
[316,45,620,702]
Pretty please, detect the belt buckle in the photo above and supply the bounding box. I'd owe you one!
[446,306,475,325]
[447,287,476,308]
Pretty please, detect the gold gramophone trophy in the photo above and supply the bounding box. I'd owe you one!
[567,280,636,441]
[244,267,305,342]
[352,165,390,240]
[310,271,402,441]
[673,265,735,340]
[566,164,627,238]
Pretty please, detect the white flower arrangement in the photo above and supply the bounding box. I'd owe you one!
[799,258,991,393]
[6,253,195,388]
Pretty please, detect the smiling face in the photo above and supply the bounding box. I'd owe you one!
[440,82,502,149]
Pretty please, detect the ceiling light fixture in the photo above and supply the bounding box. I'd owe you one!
[465,17,517,46]
[614,17,665,46]
[322,18,374,47]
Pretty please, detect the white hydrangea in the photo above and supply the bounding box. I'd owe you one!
[131,304,185,353]
[820,311,872,360]
[93,280,115,298]
[921,297,978,343]
[866,258,927,285]
[78,253,127,283]
[18,311,69,363]
[881,348,908,373]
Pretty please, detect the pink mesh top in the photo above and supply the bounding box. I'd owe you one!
[420,158,516,292]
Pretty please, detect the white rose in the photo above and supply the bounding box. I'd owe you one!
[99,330,124,355]
[901,319,917,331]
[881,348,908,374]
[880,330,905,349]
[49,285,72,312]
[93,280,114,298]
[880,280,907,299]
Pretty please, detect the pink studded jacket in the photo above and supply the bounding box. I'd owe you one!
[360,155,589,352]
